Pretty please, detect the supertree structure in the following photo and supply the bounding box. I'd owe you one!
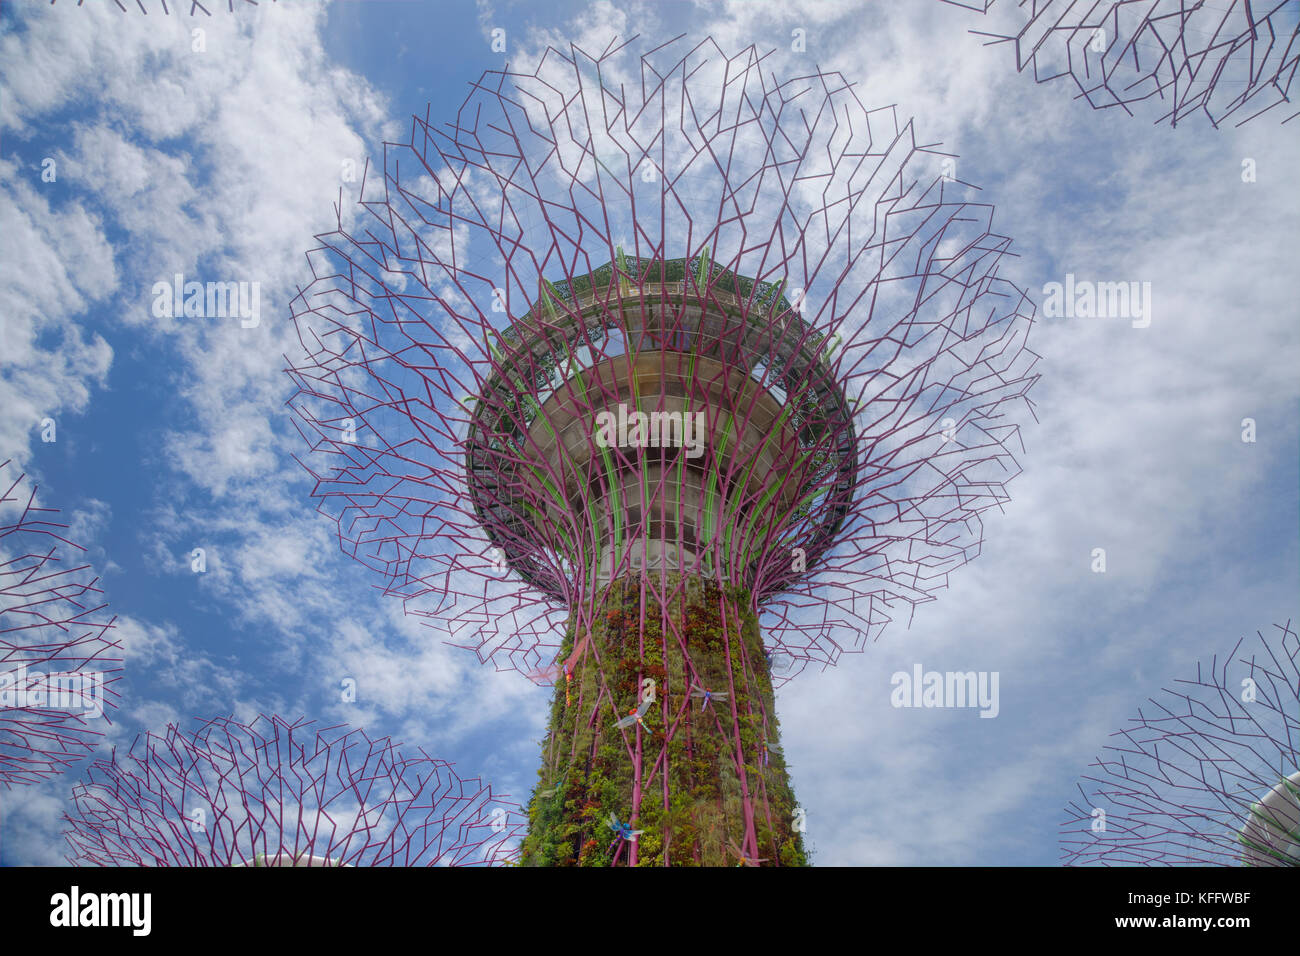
[940,0,1300,127]
[1062,621,1300,866]
[1,460,120,789]
[286,36,1038,865]
[62,714,526,866]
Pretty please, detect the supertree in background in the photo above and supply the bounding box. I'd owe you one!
[1062,621,1300,866]
[1,460,121,789]
[940,0,1300,127]
[62,714,526,866]
[286,36,1039,866]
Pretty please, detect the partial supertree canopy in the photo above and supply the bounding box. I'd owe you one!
[50,0,275,13]
[941,0,1300,127]
[0,460,121,789]
[63,714,526,866]
[286,35,1038,864]
[1062,621,1300,866]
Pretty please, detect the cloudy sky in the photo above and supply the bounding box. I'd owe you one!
[1,0,1296,866]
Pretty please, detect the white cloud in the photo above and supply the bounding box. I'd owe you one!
[0,158,116,463]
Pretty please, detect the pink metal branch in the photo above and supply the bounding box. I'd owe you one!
[1,460,121,789]
[63,714,526,866]
[942,0,1300,126]
[1062,622,1300,866]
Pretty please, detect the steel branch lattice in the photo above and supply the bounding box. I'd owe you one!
[62,714,526,866]
[286,35,1039,682]
[942,0,1300,126]
[1062,622,1300,866]
[1,460,121,789]
[49,0,276,14]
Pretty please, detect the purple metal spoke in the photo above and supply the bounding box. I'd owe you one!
[49,0,278,14]
[941,0,1300,126]
[1,460,121,789]
[62,714,526,866]
[1062,622,1300,866]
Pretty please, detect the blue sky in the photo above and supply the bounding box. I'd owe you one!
[1,0,1297,866]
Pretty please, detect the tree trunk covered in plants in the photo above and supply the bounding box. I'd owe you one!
[521,574,806,866]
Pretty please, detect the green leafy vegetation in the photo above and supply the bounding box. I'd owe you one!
[520,574,807,867]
